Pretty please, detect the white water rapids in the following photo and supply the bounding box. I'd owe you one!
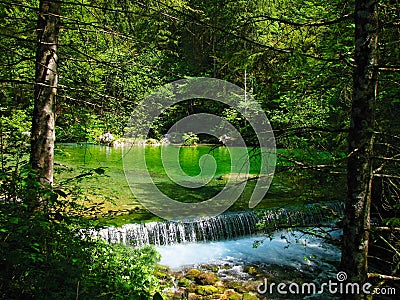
[156,228,341,272]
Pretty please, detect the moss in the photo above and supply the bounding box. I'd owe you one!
[243,265,258,275]
[226,281,246,293]
[188,293,200,300]
[185,269,202,281]
[203,264,219,272]
[230,294,243,300]
[154,265,172,281]
[178,277,192,288]
[243,292,259,300]
[196,285,219,295]
[221,289,242,300]
[154,271,168,278]
[197,272,219,285]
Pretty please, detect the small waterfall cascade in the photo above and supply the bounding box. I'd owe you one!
[97,202,344,246]
[258,201,344,230]
[99,211,259,247]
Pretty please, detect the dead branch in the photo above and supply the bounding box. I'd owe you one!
[368,273,400,281]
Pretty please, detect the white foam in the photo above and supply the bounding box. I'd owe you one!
[156,229,341,271]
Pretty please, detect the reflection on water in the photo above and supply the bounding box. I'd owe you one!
[54,143,263,214]
[55,143,345,222]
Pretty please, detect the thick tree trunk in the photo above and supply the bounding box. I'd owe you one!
[341,0,378,299]
[30,0,60,185]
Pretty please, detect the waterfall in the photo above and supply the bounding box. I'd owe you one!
[97,202,344,246]
[98,211,259,246]
[259,201,344,230]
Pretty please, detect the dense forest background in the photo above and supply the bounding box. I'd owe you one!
[1,0,400,299]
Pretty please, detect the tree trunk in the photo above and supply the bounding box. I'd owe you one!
[341,0,378,299]
[30,0,60,186]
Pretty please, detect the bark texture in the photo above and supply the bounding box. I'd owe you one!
[341,0,378,299]
[30,0,60,185]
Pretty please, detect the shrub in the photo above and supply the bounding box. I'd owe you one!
[80,241,160,299]
[0,165,160,299]
[182,132,199,146]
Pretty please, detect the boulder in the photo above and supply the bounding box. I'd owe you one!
[185,269,202,281]
[220,289,242,300]
[197,272,218,285]
[196,285,219,295]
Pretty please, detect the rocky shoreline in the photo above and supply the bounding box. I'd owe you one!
[155,260,340,300]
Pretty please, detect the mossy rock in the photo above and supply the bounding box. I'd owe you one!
[196,285,219,295]
[178,277,193,288]
[230,294,243,300]
[185,269,202,281]
[154,266,173,286]
[155,264,170,276]
[213,281,226,293]
[197,272,219,285]
[221,289,242,300]
[225,281,246,293]
[256,271,274,280]
[203,264,219,272]
[243,292,259,300]
[243,265,258,275]
[188,293,200,300]
[154,270,169,279]
[242,281,261,293]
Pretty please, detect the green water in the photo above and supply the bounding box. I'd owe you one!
[54,144,260,220]
[54,143,345,224]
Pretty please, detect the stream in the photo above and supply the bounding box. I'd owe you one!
[156,229,341,272]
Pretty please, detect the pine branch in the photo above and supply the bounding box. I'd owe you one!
[246,13,354,27]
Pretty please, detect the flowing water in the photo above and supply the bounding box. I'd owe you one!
[94,202,343,275]
[98,211,259,246]
[156,229,341,271]
[97,202,343,247]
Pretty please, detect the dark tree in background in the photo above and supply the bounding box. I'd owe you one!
[341,0,378,297]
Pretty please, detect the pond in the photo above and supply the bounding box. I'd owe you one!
[54,143,345,223]
[55,143,262,219]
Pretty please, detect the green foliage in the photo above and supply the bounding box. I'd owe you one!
[81,242,160,299]
[56,109,105,143]
[146,138,160,145]
[0,139,160,299]
[0,108,31,159]
[182,132,199,146]
[0,0,399,297]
